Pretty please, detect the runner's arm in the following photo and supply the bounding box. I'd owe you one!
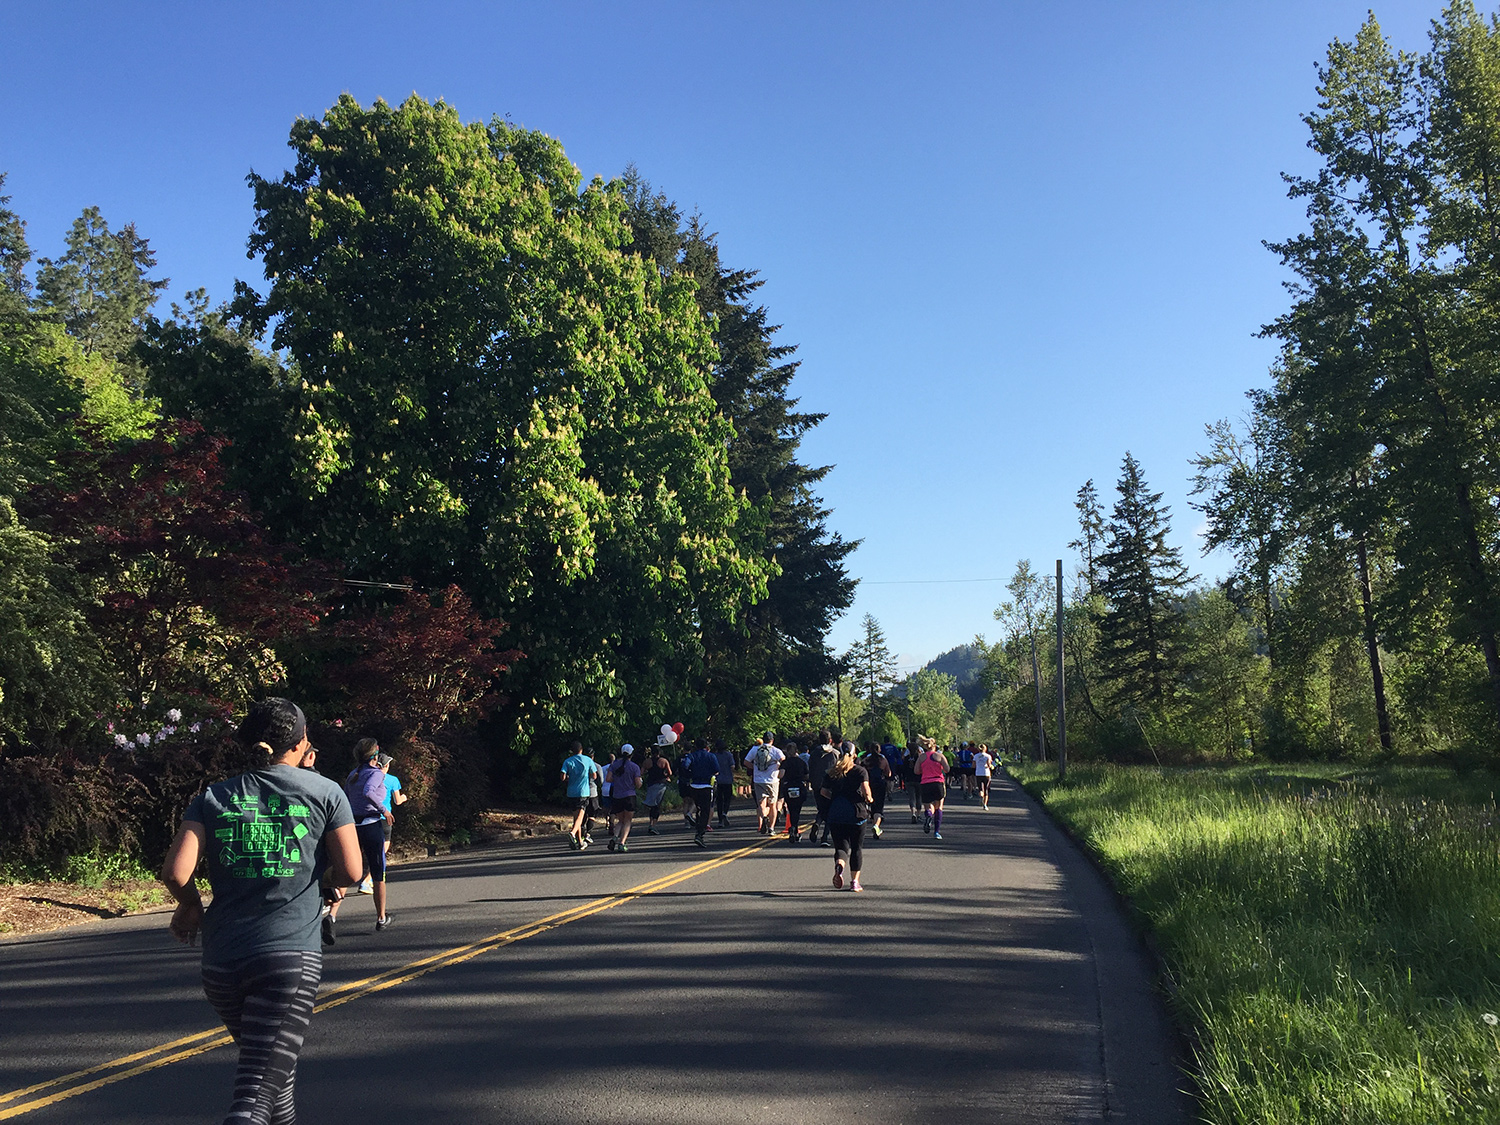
[326,823,363,887]
[161,819,207,945]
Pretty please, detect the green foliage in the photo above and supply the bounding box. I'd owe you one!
[216,94,771,751]
[0,497,101,750]
[739,685,812,745]
[904,667,967,743]
[35,206,168,362]
[1016,762,1500,1125]
[844,613,899,716]
[618,171,857,729]
[1095,453,1193,708]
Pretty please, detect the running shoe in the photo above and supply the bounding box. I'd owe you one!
[618,842,629,853]
[607,837,618,852]
[872,824,883,840]
[375,914,393,931]
[583,834,594,845]
[647,826,659,835]
[694,834,708,849]
[832,861,844,889]
[923,815,931,834]
[568,834,580,850]
[911,813,919,823]
[934,831,943,840]
[357,876,374,894]
[321,915,335,947]
[851,880,863,892]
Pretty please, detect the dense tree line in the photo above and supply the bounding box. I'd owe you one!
[974,4,1500,763]
[0,95,855,868]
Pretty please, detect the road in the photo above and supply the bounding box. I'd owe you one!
[0,774,1192,1124]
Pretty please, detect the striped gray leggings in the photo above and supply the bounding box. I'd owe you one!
[202,950,322,1125]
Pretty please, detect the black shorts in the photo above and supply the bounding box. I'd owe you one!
[961,766,976,777]
[574,796,591,809]
[610,796,637,814]
[920,781,946,804]
[869,787,887,815]
[356,820,387,882]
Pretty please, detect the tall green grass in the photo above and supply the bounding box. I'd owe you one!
[1012,763,1500,1124]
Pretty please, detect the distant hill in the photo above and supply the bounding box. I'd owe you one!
[923,643,987,712]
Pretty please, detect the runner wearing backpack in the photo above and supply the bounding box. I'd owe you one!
[743,733,785,835]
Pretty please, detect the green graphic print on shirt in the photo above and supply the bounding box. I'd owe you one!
[213,793,312,878]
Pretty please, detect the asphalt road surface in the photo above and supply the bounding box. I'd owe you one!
[0,774,1193,1124]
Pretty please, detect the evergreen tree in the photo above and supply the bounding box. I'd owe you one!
[1095,453,1193,707]
[618,171,858,729]
[0,174,31,311]
[35,207,167,360]
[844,613,899,717]
[1067,479,1105,591]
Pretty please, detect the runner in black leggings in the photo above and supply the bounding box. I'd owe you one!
[161,698,362,1125]
[780,742,810,842]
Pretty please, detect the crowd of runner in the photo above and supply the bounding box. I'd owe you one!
[159,697,1007,1124]
[559,728,1001,886]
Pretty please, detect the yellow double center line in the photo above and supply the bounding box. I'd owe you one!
[0,836,772,1120]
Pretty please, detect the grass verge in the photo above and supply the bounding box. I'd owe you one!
[1011,762,1500,1125]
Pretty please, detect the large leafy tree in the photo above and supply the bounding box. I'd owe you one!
[1267,10,1500,739]
[1095,453,1192,708]
[212,95,769,754]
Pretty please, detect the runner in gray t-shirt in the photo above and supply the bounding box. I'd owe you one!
[161,698,362,1125]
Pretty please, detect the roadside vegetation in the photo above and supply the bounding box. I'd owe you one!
[1013,762,1500,1125]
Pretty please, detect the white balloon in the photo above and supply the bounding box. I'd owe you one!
[665,730,678,743]
[661,724,673,735]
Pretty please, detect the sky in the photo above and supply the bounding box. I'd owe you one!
[0,0,1447,673]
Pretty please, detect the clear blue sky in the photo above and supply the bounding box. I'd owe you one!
[0,1,1443,671]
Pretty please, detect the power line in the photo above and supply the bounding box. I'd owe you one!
[861,577,1009,585]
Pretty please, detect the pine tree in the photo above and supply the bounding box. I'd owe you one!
[0,174,31,309]
[1067,479,1105,590]
[1095,454,1193,707]
[619,171,857,731]
[844,613,899,717]
[35,207,167,359]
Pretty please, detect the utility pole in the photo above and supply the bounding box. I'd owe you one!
[835,673,842,734]
[1030,632,1047,762]
[1056,558,1067,780]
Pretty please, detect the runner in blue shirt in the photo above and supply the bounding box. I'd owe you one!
[560,742,600,850]
[681,737,722,848]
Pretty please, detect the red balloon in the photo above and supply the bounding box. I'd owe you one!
[672,722,685,734]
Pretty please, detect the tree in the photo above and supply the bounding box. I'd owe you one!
[1266,10,1500,741]
[43,422,329,724]
[1095,454,1193,708]
[0,174,31,313]
[1190,399,1291,670]
[904,668,967,743]
[35,207,168,361]
[618,171,858,730]
[844,613,899,717]
[1067,480,1106,591]
[218,95,770,753]
[1178,586,1267,757]
[328,586,519,737]
[995,559,1055,758]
